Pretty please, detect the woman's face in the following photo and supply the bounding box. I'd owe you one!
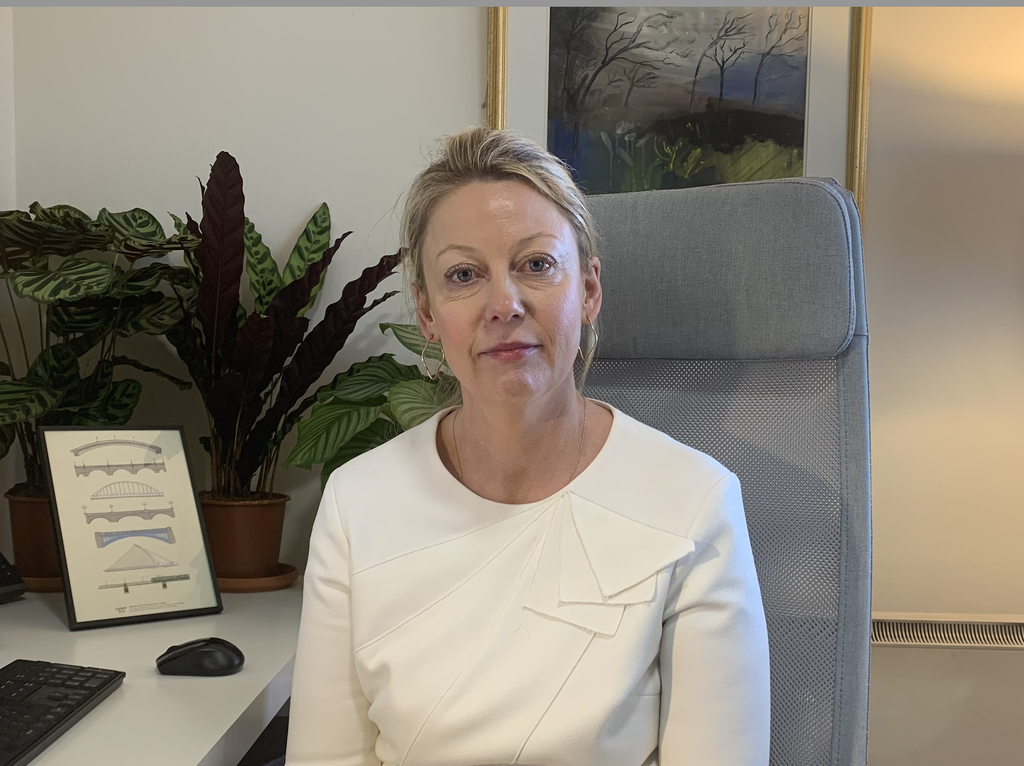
[415,179,602,406]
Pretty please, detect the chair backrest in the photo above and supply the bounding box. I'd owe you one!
[584,178,871,766]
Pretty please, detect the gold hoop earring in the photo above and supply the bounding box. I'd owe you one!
[578,320,598,366]
[422,338,445,381]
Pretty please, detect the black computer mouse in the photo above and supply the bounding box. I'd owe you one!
[156,637,245,677]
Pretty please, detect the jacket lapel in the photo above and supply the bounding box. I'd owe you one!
[522,492,695,636]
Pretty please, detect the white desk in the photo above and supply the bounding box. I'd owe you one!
[0,586,303,766]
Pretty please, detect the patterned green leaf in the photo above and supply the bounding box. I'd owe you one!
[28,344,80,391]
[0,211,38,271]
[96,207,167,242]
[28,203,92,225]
[170,212,202,283]
[318,417,400,488]
[63,329,109,358]
[48,294,164,338]
[44,363,144,427]
[117,233,200,261]
[0,379,61,426]
[115,296,184,337]
[169,212,189,237]
[282,203,331,287]
[48,293,181,340]
[0,208,110,266]
[387,378,451,430]
[48,300,111,337]
[115,263,194,296]
[43,360,112,424]
[315,354,421,404]
[10,258,115,303]
[97,208,200,260]
[286,400,383,469]
[72,378,143,426]
[281,204,336,317]
[0,423,16,460]
[380,322,441,361]
[244,217,282,314]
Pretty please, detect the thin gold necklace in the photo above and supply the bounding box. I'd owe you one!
[450,395,589,488]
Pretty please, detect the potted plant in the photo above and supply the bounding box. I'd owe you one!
[165,151,400,590]
[0,203,196,589]
[285,323,459,488]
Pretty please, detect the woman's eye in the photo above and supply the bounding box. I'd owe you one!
[448,268,473,283]
[527,258,551,273]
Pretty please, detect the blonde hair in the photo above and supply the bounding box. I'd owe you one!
[400,128,600,382]
[401,127,598,292]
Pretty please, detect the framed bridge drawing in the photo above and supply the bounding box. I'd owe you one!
[39,426,221,630]
[486,7,871,210]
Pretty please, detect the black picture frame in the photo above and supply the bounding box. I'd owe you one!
[39,425,222,630]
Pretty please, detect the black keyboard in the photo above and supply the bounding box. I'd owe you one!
[0,660,125,766]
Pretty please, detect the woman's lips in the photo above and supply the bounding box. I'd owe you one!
[481,344,538,361]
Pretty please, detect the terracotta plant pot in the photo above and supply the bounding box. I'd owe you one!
[199,493,290,590]
[4,489,63,592]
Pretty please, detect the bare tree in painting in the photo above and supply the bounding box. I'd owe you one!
[688,12,753,112]
[551,9,678,153]
[709,34,751,104]
[571,12,668,117]
[621,63,660,107]
[551,8,601,115]
[751,10,809,107]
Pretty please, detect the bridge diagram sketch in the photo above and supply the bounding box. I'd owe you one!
[99,573,190,593]
[41,426,220,627]
[71,436,163,456]
[91,481,163,500]
[74,458,166,477]
[84,500,176,524]
[104,544,177,572]
[95,527,176,548]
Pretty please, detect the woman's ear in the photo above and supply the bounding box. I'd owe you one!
[413,283,437,342]
[582,256,603,323]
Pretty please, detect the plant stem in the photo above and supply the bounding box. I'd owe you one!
[16,421,43,488]
[3,280,30,372]
[267,443,281,495]
[0,310,15,375]
[37,303,45,350]
[13,423,30,480]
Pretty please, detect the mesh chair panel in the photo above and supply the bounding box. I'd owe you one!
[585,357,842,766]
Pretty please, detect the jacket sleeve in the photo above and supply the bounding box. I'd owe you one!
[286,476,380,766]
[658,472,771,766]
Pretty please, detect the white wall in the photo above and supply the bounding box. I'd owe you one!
[865,8,1024,765]
[7,6,487,568]
[0,7,16,561]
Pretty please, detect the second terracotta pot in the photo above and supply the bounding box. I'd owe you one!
[199,492,288,581]
[5,489,62,591]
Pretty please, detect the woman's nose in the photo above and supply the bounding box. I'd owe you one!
[485,274,525,323]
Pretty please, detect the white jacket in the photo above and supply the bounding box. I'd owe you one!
[286,404,770,766]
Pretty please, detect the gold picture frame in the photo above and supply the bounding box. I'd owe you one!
[487,6,872,212]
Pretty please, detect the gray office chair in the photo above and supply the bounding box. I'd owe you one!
[584,177,871,766]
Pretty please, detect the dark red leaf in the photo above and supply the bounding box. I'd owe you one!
[195,151,245,376]
[260,232,349,390]
[232,313,275,441]
[235,251,400,484]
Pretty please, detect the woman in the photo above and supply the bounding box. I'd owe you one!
[286,128,770,766]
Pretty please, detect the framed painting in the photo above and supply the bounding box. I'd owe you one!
[39,426,222,630]
[486,6,871,209]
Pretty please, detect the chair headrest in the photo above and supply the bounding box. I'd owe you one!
[587,178,860,360]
